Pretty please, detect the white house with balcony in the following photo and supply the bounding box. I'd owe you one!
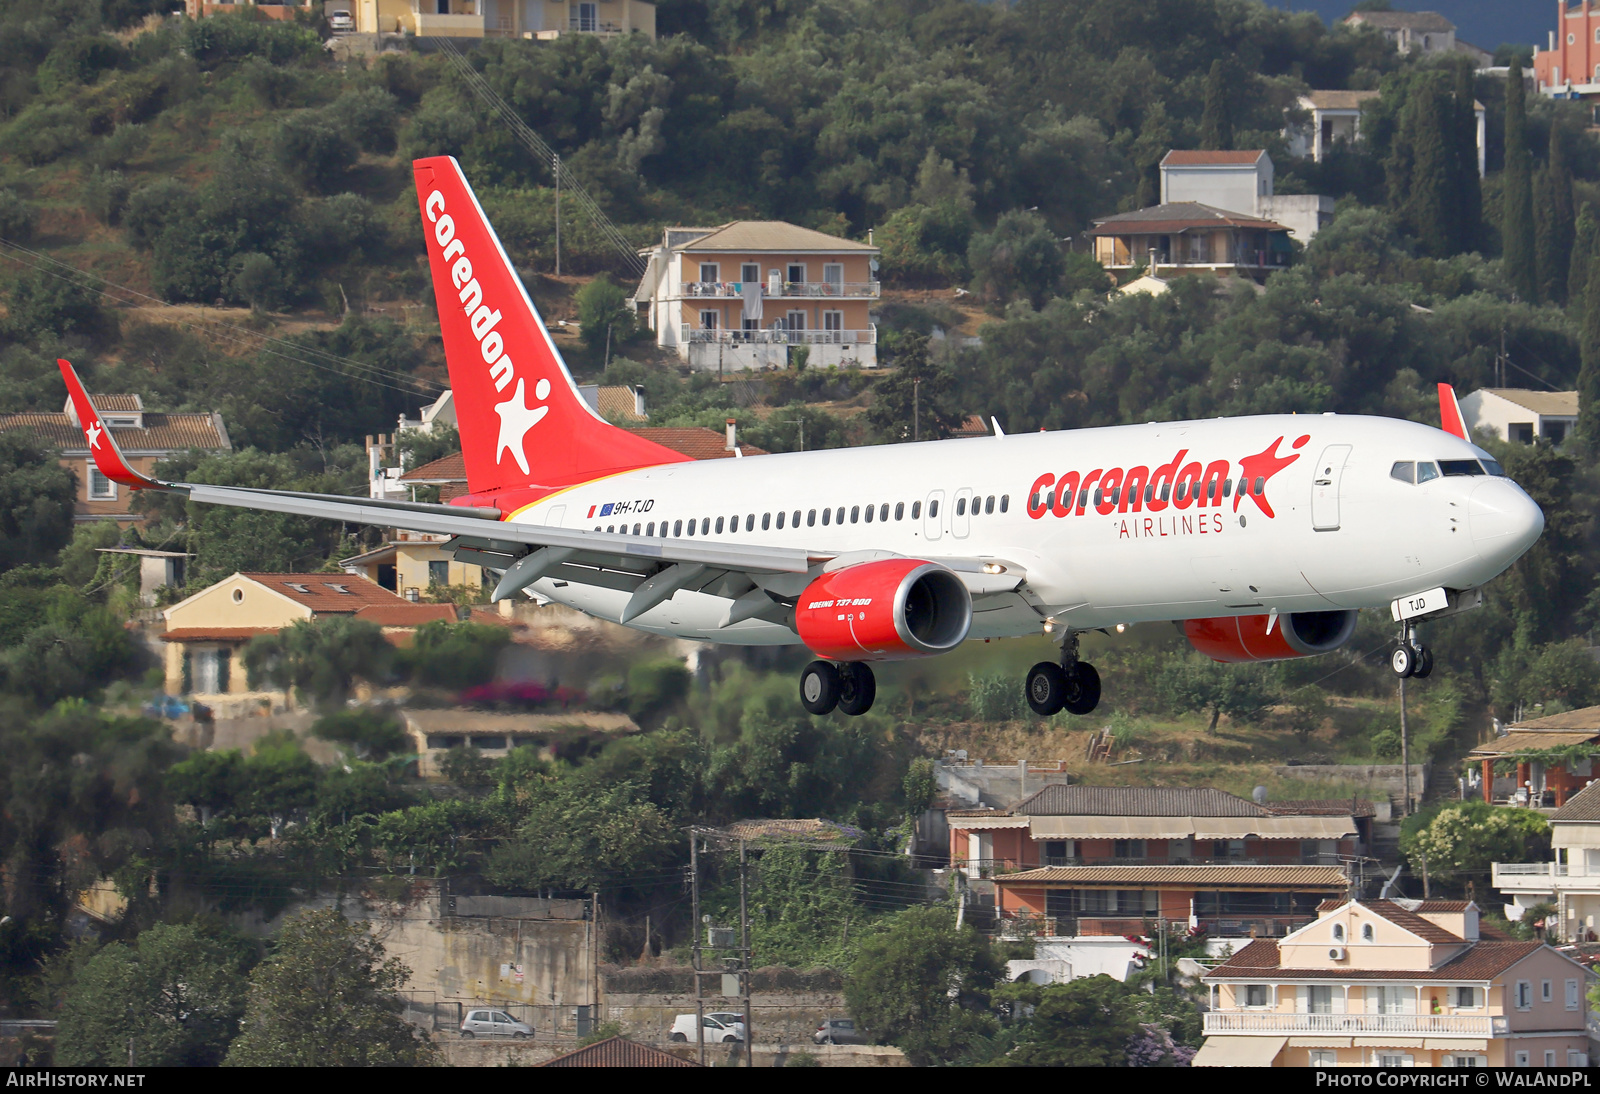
[1196,898,1590,1067]
[632,222,880,371]
[1159,149,1332,243]
[1493,779,1600,943]
[346,0,654,39]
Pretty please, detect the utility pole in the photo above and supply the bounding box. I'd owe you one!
[739,838,752,1068]
[690,832,705,1066]
[913,377,921,442]
[1399,672,1412,818]
[553,153,561,278]
[784,418,805,452]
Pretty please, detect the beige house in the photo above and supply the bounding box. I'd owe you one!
[1494,779,1600,944]
[633,223,880,371]
[1197,899,1591,1067]
[404,709,638,776]
[1460,388,1580,446]
[160,572,454,705]
[0,394,230,525]
[340,527,486,597]
[1092,203,1293,282]
[347,0,654,39]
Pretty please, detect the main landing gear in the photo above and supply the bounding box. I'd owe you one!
[1391,623,1433,679]
[800,660,877,716]
[1025,634,1101,717]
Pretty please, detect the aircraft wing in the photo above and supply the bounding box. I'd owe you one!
[60,358,1023,625]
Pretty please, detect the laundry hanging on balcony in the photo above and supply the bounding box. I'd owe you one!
[741,280,763,323]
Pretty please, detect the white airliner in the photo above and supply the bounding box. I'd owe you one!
[60,156,1545,717]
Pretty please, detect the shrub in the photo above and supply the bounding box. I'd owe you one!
[0,189,34,244]
[968,671,1025,721]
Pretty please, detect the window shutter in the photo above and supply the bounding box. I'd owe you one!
[1402,990,1416,1015]
[1567,979,1580,1010]
[1296,986,1308,1013]
[1332,990,1346,1015]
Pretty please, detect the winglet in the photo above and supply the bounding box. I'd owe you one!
[990,416,1006,437]
[57,359,161,490]
[1438,383,1468,440]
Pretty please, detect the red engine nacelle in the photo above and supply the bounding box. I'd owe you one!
[795,559,972,661]
[1183,610,1358,663]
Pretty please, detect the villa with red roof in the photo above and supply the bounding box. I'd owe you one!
[1195,899,1591,1067]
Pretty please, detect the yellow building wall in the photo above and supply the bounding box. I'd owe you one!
[1279,904,1460,971]
[358,0,412,33]
[165,575,313,632]
[393,543,483,597]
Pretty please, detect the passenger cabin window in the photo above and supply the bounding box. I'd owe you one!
[863,504,873,523]
[879,503,889,521]
[673,520,682,536]
[776,511,785,529]
[928,499,939,517]
[850,506,859,523]
[985,495,995,514]
[647,522,656,536]
[822,508,831,525]
[836,507,845,524]
[808,509,817,527]
[762,513,771,530]
[1000,494,1009,512]
[792,510,801,526]
[895,502,904,520]
[746,514,755,532]
[1391,461,1415,484]
[911,501,921,519]
[1439,459,1484,477]
[956,497,966,516]
[715,517,724,533]
[686,519,696,536]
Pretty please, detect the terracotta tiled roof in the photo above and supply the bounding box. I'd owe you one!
[352,603,457,627]
[87,394,143,412]
[0,411,229,452]
[596,386,647,422]
[539,1036,700,1068]
[947,808,1015,818]
[950,414,989,438]
[1208,941,1546,982]
[1507,704,1600,733]
[398,452,466,483]
[1160,150,1268,166]
[673,221,877,254]
[160,627,277,643]
[1316,899,1476,915]
[1343,10,1454,33]
[994,865,1348,888]
[719,818,862,843]
[1090,202,1290,236]
[1552,780,1600,823]
[1363,900,1465,944]
[1268,800,1375,818]
[241,573,411,613]
[1475,390,1579,418]
[632,428,769,459]
[1015,785,1267,817]
[1468,729,1600,757]
[1302,90,1381,111]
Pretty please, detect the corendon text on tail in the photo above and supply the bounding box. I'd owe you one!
[60,155,1546,719]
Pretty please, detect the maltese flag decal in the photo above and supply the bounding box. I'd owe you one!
[412,157,687,497]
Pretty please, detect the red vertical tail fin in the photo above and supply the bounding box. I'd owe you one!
[411,157,688,495]
[1438,383,1468,439]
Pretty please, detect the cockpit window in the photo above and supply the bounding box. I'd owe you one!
[1439,459,1485,477]
[1481,458,1506,477]
[1390,461,1415,484]
[1415,462,1440,483]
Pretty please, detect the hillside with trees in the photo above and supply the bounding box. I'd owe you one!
[0,0,1599,1066]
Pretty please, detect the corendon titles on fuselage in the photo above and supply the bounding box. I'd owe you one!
[1026,434,1307,539]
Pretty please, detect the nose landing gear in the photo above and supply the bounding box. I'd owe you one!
[1025,634,1101,716]
[1391,625,1433,679]
[799,660,877,716]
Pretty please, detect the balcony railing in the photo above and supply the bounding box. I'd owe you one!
[683,326,876,346]
[1102,250,1291,271]
[1203,1012,1505,1037]
[1038,855,1347,868]
[960,857,1023,878]
[678,281,879,299]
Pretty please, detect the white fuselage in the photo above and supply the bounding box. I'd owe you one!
[505,414,1544,646]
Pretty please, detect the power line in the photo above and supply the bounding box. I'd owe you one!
[433,38,647,277]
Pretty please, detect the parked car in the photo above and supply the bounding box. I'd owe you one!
[327,9,354,30]
[669,1014,745,1043]
[459,1009,532,1039]
[813,1018,866,1045]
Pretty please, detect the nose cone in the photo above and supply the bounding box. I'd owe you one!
[1468,478,1544,573]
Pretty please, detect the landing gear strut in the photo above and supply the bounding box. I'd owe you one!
[1391,623,1433,679]
[799,660,876,716]
[1025,634,1101,717]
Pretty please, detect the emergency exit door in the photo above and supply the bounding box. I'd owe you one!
[1311,445,1351,531]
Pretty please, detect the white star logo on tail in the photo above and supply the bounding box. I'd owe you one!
[85,422,103,449]
[494,377,550,474]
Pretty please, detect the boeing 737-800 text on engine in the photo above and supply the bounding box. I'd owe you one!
[58,156,1546,717]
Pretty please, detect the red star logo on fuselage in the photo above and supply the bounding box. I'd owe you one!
[1234,435,1307,518]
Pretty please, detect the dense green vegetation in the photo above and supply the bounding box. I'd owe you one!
[2,0,1600,1067]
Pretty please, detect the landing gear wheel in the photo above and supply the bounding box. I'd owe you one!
[1391,645,1416,678]
[836,662,877,716]
[1026,662,1068,716]
[1412,647,1434,679]
[1063,662,1102,716]
[800,660,841,715]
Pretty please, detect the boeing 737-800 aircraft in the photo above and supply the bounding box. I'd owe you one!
[59,156,1546,717]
